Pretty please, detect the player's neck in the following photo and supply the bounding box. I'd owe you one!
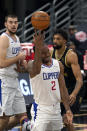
[56,45,66,55]
[43,59,52,66]
[6,31,15,36]
[6,31,17,42]
[56,45,66,60]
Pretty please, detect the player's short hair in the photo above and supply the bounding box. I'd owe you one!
[68,25,77,30]
[5,14,18,22]
[53,28,68,41]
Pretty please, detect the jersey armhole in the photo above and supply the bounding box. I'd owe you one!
[65,49,72,68]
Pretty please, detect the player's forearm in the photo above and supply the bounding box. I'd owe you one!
[61,85,70,112]
[72,79,83,96]
[34,46,42,64]
[59,62,71,112]
[33,32,43,71]
[34,34,43,63]
[0,56,20,68]
[33,45,42,74]
[59,76,70,111]
[62,98,71,112]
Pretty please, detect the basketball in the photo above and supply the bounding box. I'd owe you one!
[31,11,50,30]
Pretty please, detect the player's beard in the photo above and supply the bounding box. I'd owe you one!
[8,29,17,35]
[42,58,50,64]
[53,45,62,50]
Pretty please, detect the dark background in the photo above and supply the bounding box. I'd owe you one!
[0,0,52,29]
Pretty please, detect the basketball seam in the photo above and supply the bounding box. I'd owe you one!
[31,20,49,21]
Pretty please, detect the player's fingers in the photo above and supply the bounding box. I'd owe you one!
[43,31,45,38]
[70,98,76,106]
[63,116,68,125]
[34,30,37,37]
[65,112,73,124]
[69,97,74,105]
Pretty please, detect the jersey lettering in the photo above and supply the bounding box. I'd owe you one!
[51,81,56,90]
[43,72,59,80]
[12,47,21,54]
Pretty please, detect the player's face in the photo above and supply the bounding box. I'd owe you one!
[69,29,75,35]
[5,17,18,34]
[41,46,51,64]
[53,34,66,49]
[69,44,76,51]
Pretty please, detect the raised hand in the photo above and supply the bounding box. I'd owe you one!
[33,30,44,49]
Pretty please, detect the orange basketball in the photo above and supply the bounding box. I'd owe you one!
[31,11,50,30]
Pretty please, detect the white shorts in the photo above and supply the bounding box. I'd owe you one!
[31,103,63,131]
[0,76,26,116]
[31,123,62,131]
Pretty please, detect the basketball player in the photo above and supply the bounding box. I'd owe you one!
[52,28,83,131]
[23,31,73,131]
[0,14,28,131]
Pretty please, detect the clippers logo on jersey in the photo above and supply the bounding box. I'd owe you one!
[43,72,59,80]
[12,47,21,54]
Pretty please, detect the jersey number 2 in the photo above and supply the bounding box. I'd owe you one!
[51,81,56,90]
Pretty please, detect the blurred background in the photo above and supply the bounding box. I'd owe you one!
[0,0,87,42]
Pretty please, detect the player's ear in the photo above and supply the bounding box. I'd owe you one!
[4,22,7,28]
[64,39,67,44]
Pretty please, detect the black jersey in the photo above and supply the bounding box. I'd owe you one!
[52,47,76,94]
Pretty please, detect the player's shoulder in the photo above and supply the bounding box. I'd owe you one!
[52,58,58,63]
[0,32,9,39]
[0,33,9,45]
[67,49,77,58]
[66,49,78,65]
[52,58,60,67]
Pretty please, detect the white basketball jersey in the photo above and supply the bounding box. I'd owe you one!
[0,33,21,77]
[30,59,61,106]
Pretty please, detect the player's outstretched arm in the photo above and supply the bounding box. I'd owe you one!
[58,62,70,111]
[58,62,73,124]
[66,51,83,105]
[25,31,44,78]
